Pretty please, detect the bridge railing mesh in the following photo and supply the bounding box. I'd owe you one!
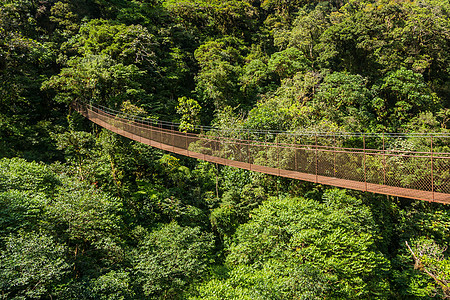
[73,102,450,203]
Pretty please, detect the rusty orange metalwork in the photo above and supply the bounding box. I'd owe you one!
[73,102,450,204]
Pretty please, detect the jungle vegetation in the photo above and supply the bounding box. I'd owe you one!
[1,0,450,298]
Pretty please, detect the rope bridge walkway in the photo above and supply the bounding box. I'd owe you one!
[73,102,450,204]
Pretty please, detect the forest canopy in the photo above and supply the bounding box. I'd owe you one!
[1,0,450,299]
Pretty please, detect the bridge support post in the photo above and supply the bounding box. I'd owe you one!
[185,131,188,156]
[217,131,220,159]
[315,133,318,183]
[139,121,142,144]
[159,121,162,149]
[383,133,386,185]
[333,133,336,178]
[150,120,153,144]
[171,125,174,153]
[363,134,367,192]
[277,135,280,177]
[431,135,434,201]
[247,132,251,171]
[294,135,297,172]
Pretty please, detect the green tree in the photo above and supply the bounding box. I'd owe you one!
[72,19,158,67]
[239,57,274,98]
[191,262,328,300]
[243,71,323,132]
[0,190,47,237]
[0,18,60,160]
[286,4,331,62]
[267,47,311,80]
[391,199,450,299]
[223,189,390,298]
[0,231,70,299]
[177,96,201,132]
[53,130,96,180]
[163,0,257,37]
[0,157,59,193]
[134,222,214,298]
[375,67,440,129]
[89,270,136,300]
[43,178,125,280]
[313,71,374,131]
[406,239,450,299]
[195,36,247,111]
[42,54,145,107]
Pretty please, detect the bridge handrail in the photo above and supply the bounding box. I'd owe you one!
[84,102,450,139]
[79,102,450,157]
[74,101,450,203]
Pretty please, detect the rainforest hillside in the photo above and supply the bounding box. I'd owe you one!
[1,0,450,299]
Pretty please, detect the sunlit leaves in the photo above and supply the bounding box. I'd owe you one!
[42,54,145,106]
[268,47,311,79]
[89,270,135,299]
[177,96,201,132]
[0,190,46,237]
[195,36,247,110]
[163,0,257,37]
[135,222,214,298]
[377,67,441,128]
[286,5,331,60]
[46,180,123,244]
[192,262,328,300]
[225,190,390,298]
[408,238,450,298]
[315,71,373,131]
[0,231,70,299]
[74,19,158,67]
[0,157,59,194]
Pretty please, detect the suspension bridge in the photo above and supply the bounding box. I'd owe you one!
[74,102,450,204]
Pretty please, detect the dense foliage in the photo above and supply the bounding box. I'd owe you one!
[1,0,450,298]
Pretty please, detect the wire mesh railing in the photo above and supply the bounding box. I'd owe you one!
[73,102,450,204]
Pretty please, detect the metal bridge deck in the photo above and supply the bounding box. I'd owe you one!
[74,103,450,204]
